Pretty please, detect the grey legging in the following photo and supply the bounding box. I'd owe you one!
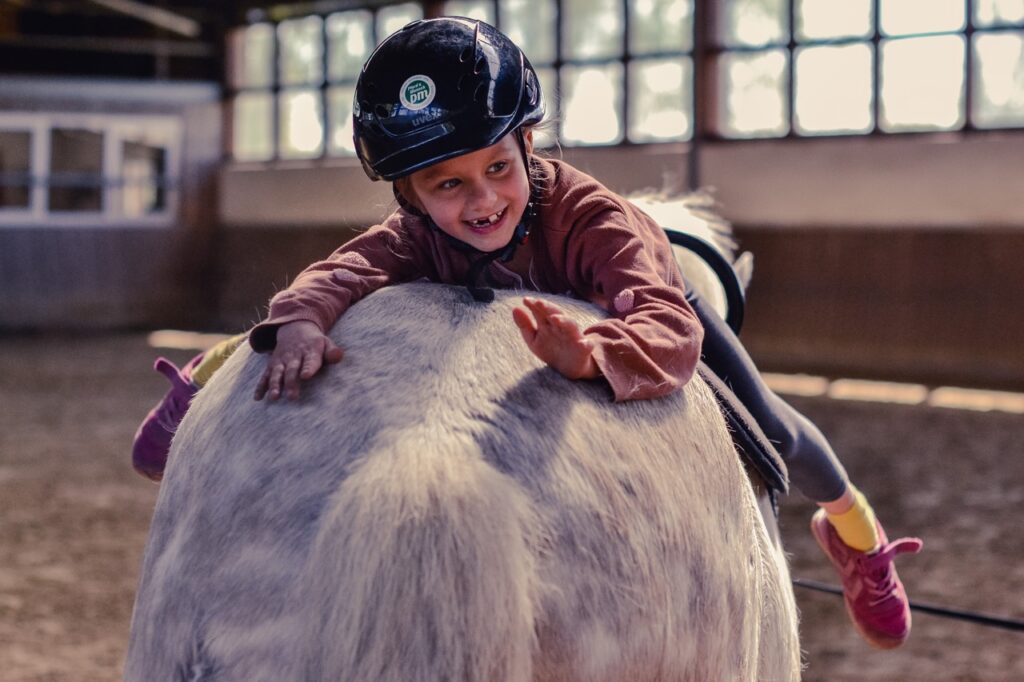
[686,292,850,503]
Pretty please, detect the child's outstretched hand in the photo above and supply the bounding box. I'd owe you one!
[254,320,344,401]
[512,297,601,381]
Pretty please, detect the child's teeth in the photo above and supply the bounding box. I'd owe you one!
[471,210,503,227]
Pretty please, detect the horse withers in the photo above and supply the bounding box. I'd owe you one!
[125,204,800,682]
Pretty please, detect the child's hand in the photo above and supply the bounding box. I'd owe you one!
[254,320,344,401]
[512,297,601,381]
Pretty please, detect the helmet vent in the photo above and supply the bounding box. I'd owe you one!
[459,46,472,63]
[474,55,486,75]
[473,81,488,103]
[525,71,537,103]
[374,104,390,118]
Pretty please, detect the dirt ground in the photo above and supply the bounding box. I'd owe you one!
[1,333,1021,681]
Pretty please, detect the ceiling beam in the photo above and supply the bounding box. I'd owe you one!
[85,0,202,38]
[0,33,214,57]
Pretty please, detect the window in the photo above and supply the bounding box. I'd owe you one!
[228,0,692,158]
[713,0,1024,138]
[49,128,104,212]
[973,1,1024,128]
[497,0,694,146]
[226,0,1024,158]
[0,113,180,226]
[229,3,423,162]
[0,130,31,209]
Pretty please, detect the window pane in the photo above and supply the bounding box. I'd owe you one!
[377,3,423,44]
[533,67,558,148]
[561,63,624,144]
[327,10,373,82]
[49,128,103,212]
[973,32,1024,128]
[630,0,693,54]
[122,141,166,217]
[279,90,324,159]
[563,0,624,60]
[796,0,872,41]
[229,24,274,88]
[233,92,274,161]
[0,130,31,209]
[443,0,495,24]
[880,0,966,36]
[717,49,788,137]
[794,43,873,134]
[880,35,966,131]
[279,16,324,86]
[327,86,357,156]
[718,0,786,48]
[628,58,692,141]
[975,0,1024,27]
[500,0,556,63]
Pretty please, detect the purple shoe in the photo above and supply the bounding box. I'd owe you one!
[131,354,203,482]
[811,509,923,649]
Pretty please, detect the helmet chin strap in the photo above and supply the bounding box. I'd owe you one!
[461,189,535,302]
[393,129,539,303]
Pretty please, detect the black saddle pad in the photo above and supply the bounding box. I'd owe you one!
[697,362,789,502]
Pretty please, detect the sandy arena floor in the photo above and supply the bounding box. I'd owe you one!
[1,333,1021,681]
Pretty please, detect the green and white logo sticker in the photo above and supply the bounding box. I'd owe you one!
[399,75,436,111]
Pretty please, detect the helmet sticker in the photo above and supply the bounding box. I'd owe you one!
[399,75,436,111]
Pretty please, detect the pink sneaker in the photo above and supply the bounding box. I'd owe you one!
[810,509,923,649]
[131,354,203,482]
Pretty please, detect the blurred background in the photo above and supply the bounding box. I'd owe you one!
[3,0,1024,387]
[0,1,1022,681]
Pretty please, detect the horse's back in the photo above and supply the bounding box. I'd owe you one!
[125,283,799,681]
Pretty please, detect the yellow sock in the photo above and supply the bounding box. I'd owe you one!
[826,486,880,552]
[190,334,247,387]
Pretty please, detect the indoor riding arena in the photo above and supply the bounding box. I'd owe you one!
[2,1,1022,681]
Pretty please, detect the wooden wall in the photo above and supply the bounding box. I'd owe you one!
[736,226,1024,391]
[1,226,195,329]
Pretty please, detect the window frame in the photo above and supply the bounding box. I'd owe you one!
[228,3,426,164]
[0,112,182,228]
[706,0,1024,140]
[224,0,1024,162]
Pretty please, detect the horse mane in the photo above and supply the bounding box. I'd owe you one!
[628,189,737,260]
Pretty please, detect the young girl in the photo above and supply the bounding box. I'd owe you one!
[133,16,921,649]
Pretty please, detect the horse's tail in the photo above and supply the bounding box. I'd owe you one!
[297,429,542,682]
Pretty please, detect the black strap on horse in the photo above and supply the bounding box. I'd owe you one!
[697,362,789,513]
[663,229,747,336]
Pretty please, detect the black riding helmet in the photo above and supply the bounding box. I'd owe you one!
[353,16,545,181]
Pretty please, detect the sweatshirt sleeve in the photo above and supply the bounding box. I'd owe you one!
[569,208,704,402]
[249,219,432,352]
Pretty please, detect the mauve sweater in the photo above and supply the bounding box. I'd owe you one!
[249,158,703,402]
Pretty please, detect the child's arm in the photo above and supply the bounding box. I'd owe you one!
[566,209,705,402]
[253,320,344,401]
[512,297,600,380]
[249,216,437,352]
[249,217,435,400]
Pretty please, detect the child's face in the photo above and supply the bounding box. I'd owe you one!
[407,131,533,253]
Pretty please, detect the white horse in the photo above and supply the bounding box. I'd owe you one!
[124,199,800,682]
